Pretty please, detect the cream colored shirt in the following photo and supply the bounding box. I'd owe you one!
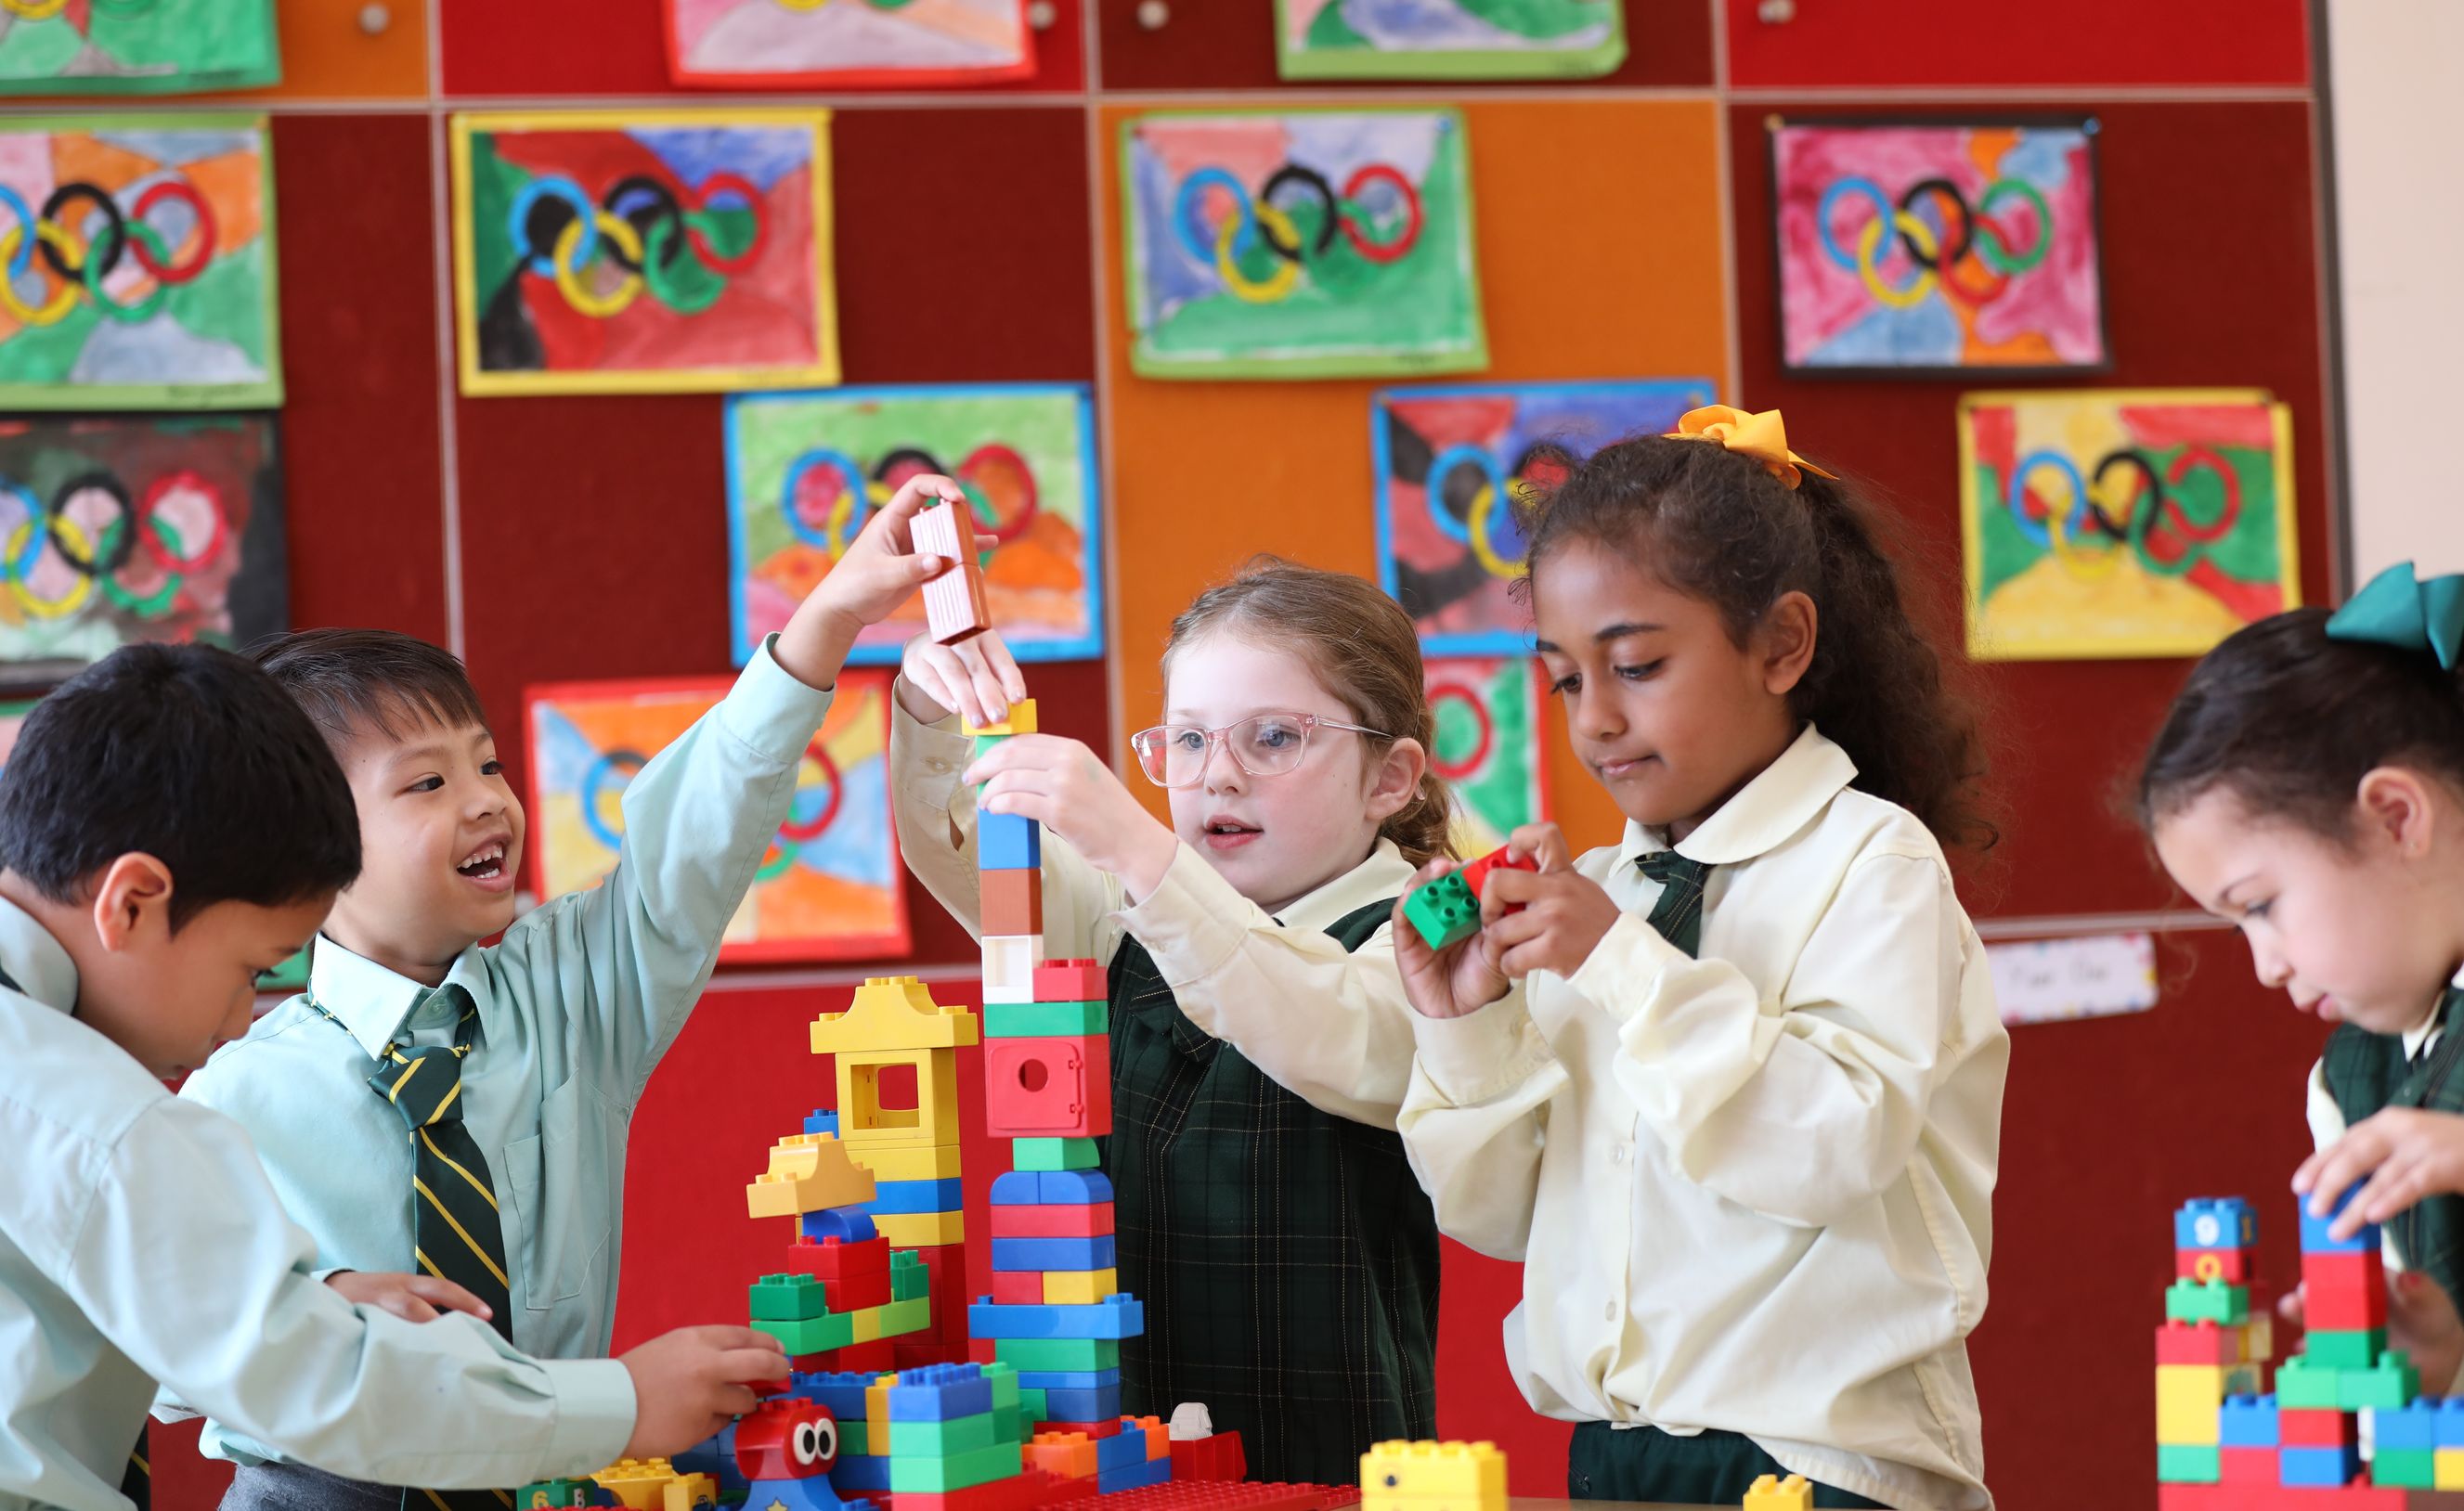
[888,683,1421,1126]
[1398,725,2005,1511]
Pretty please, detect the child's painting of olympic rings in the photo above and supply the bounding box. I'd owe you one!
[0,0,278,95]
[1122,109,1485,380]
[665,0,1031,89]
[1424,652,1548,858]
[1771,117,2108,376]
[525,670,909,964]
[1274,0,1623,81]
[451,109,837,396]
[1373,380,1714,656]
[1958,388,2299,661]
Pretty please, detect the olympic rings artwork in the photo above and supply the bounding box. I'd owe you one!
[726,384,1104,667]
[1771,118,2108,374]
[0,0,279,96]
[666,0,1031,89]
[1959,389,2300,661]
[1424,653,1547,856]
[453,110,839,397]
[1123,110,1487,379]
[0,415,284,672]
[1374,379,1714,656]
[0,116,279,410]
[526,671,911,964]
[1274,0,1625,83]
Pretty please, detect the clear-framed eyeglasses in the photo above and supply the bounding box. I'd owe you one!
[1128,712,1390,790]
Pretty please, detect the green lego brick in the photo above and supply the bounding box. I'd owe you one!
[517,1481,594,1509]
[750,1273,831,1323]
[891,1250,930,1302]
[753,1311,854,1355]
[2342,1351,2421,1411]
[2156,1445,2220,1484]
[994,1402,1023,1444]
[1403,871,1479,951]
[972,733,1009,763]
[1020,1388,1047,1422]
[984,1000,1109,1039]
[1014,1138,1101,1172]
[878,1297,931,1338]
[996,1337,1120,1372]
[982,1361,1020,1409]
[890,1414,1000,1456]
[2163,1277,2249,1326]
[2276,1354,2341,1409]
[889,1440,1023,1493]
[2303,1329,2388,1369]
[2376,1449,2439,1489]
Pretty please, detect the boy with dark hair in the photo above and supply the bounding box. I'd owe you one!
[0,643,788,1511]
[172,476,970,1510]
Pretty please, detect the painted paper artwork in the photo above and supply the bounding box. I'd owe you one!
[1275,0,1624,81]
[1958,388,2298,661]
[1374,380,1714,655]
[0,697,33,772]
[525,671,909,963]
[1122,110,1485,380]
[1771,118,2107,375]
[1424,653,1546,856]
[0,114,281,409]
[729,384,1100,667]
[666,0,1031,89]
[0,413,284,679]
[452,110,837,396]
[0,0,279,95]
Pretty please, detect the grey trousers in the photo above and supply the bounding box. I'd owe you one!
[221,1463,407,1511]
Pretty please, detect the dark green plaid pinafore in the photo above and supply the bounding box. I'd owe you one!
[1101,899,1440,1486]
[2321,988,2464,1318]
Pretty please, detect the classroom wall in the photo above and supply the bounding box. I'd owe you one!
[136,5,2338,1510]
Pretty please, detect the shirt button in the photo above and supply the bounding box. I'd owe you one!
[1603,1299,1616,1322]
[1612,1143,1629,1166]
[926,760,950,774]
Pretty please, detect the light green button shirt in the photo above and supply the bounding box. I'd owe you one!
[0,897,635,1511]
[170,639,832,1466]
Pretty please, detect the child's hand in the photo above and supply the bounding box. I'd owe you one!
[900,626,1027,730]
[2295,1107,2464,1237]
[2391,1269,2464,1396]
[324,1271,492,1325]
[1391,859,1511,1020]
[618,1325,789,1461]
[774,473,969,690]
[1475,823,1620,979]
[966,735,1179,901]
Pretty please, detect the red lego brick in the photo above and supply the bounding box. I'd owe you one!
[735,1398,841,1481]
[894,1339,970,1371]
[2219,1446,2276,1485]
[982,868,1044,938]
[914,501,991,646]
[992,1271,1044,1305]
[985,1035,1112,1140]
[2279,1407,2358,1447]
[1032,960,1106,1004]
[2156,1321,2245,1365]
[2179,1246,2255,1283]
[1456,846,1537,909]
[828,1269,893,1314]
[1169,1434,1246,1484]
[991,1202,1116,1239]
[834,1338,897,1373]
[786,1234,890,1281]
[2158,1485,2431,1509]
[879,1468,1053,1511]
[2303,1248,2389,1330]
[1037,1484,1360,1511]
[1038,1418,1122,1440]
[919,1242,970,1347]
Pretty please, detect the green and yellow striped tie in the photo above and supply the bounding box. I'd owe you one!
[1640,851,1712,959]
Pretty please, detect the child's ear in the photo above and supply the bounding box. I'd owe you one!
[89,853,174,953]
[2356,766,2439,859]
[1367,736,1429,823]
[1757,590,1819,696]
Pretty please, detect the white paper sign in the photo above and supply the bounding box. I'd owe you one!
[1988,931,2159,1027]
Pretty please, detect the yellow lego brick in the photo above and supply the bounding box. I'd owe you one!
[746,1133,875,1220]
[837,1048,963,1149]
[1044,1268,1117,1305]
[2239,1311,2273,1363]
[1359,1440,1506,1511]
[875,1209,966,1246]
[867,1377,893,1455]
[591,1459,678,1511]
[2438,1448,2464,1490]
[662,1475,716,1511]
[963,698,1038,737]
[1743,1475,1812,1511]
[850,1305,883,1344]
[811,975,979,1055]
[2155,1362,2260,1445]
[855,1143,966,1182]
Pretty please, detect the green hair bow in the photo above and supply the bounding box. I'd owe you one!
[2327,561,2464,670]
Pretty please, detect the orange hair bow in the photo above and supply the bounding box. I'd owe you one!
[1665,405,1836,489]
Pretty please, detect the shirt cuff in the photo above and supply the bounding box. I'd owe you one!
[890,675,977,815]
[1117,842,1254,986]
[1410,992,1548,1105]
[720,635,838,766]
[1557,911,1687,1039]
[538,1357,638,1474]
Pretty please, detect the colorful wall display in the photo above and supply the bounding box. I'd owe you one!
[1273,0,1625,81]
[665,0,1032,89]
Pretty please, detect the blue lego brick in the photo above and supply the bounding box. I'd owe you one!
[1096,1426,1152,1471]
[886,1363,994,1421]
[2280,1443,2362,1487]
[990,1169,1114,1207]
[2440,1398,2464,1447]
[805,1108,840,1137]
[2220,1394,2278,1449]
[2300,1184,2378,1256]
[1015,1368,1122,1391]
[1035,1383,1122,1422]
[872,1178,964,1216]
[672,1422,744,1495]
[968,1295,1144,1339]
[2378,1398,2443,1452]
[988,1235,1117,1272]
[1096,1458,1174,1494]
[2175,1197,2258,1252]
[979,811,1042,872]
[800,1207,879,1244]
[745,1478,840,1511]
[831,1454,893,1494]
[790,1370,877,1422]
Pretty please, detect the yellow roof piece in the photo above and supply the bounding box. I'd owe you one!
[810,975,979,1054]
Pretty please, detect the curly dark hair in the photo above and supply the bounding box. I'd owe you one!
[1512,433,1997,853]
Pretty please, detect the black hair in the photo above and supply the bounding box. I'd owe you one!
[252,627,490,751]
[0,642,361,929]
[1514,433,1997,852]
[2138,607,2464,840]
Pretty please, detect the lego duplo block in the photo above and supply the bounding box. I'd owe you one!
[1045,1269,1118,1305]
[833,1337,896,1374]
[877,1297,932,1339]
[989,1235,1117,1272]
[987,1035,1111,1140]
[2278,1442,2361,1487]
[984,1000,1109,1039]
[993,1272,1044,1305]
[876,1211,967,1247]
[2219,1394,2278,1448]
[892,1250,930,1302]
[758,1312,857,1355]
[2343,1351,2420,1411]
[1016,1367,1121,1391]
[866,1378,894,1453]
[1456,846,1538,903]
[753,1273,832,1323]
[1030,1432,1099,1481]
[811,975,980,1055]
[1096,1457,1173,1496]
[888,1441,1025,1495]
[918,1242,972,1348]
[2177,1198,2260,1252]
[983,931,1044,1002]
[2303,1248,2389,1331]
[749,1134,878,1219]
[2177,1247,2253,1284]
[1035,1484,1342,1511]
[997,1337,1121,1373]
[2153,1445,2220,1485]
[739,1478,836,1511]
[968,1295,1144,1339]
[1358,1440,1507,1509]
[991,1169,1114,1206]
[981,1362,1020,1410]
[983,868,1044,938]
[874,1177,966,1216]
[2304,1329,2388,1369]
[1033,960,1108,1003]
[832,1453,893,1493]
[734,1399,843,1481]
[2440,1447,2464,1490]
[979,815,1044,875]
[800,1208,880,1245]
[1170,1432,1247,1484]
[2274,1356,2342,1409]
[1036,1383,1122,1423]
[888,1363,995,1421]
[855,1143,966,1183]
[787,1234,890,1282]
[915,500,992,646]
[992,1201,1115,1239]
[2376,1449,2438,1489]
[1401,872,1478,952]
[885,1474,1055,1511]
[1742,1474,1813,1511]
[791,1371,877,1422]
[2156,1321,2247,1367]
[1097,1427,1152,1472]
[2300,1184,2377,1256]
[889,1413,1002,1456]
[2159,1363,2260,1445]
[2218,1446,2276,1485]
[1020,1388,1049,1424]
[823,1270,893,1314]
[516,1479,594,1509]
[2277,1407,2356,1447]
[2164,1278,2249,1326]
[964,699,1039,738]
[2440,1399,2464,1447]
[806,1109,840,1136]
[1039,1418,1122,1440]
[2378,1398,2443,1452]
[1014,1137,1102,1172]
[840,1048,962,1148]
[590,1459,682,1510]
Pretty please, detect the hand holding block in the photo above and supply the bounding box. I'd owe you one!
[914,500,990,646]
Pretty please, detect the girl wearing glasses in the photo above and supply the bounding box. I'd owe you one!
[888,560,1449,1486]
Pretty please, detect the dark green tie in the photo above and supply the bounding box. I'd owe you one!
[1640,851,1712,958]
